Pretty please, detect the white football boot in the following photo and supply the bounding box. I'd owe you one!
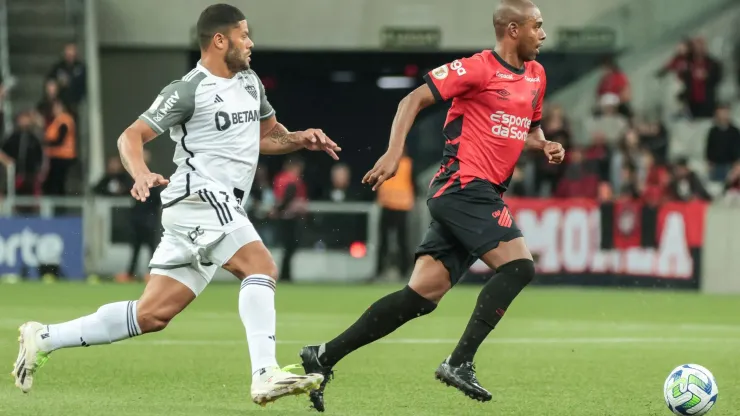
[12,322,50,393]
[251,365,324,406]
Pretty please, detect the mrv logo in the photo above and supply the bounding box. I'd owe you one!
[0,228,65,267]
[215,110,259,131]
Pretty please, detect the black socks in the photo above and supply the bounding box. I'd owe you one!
[448,259,535,366]
[319,286,437,367]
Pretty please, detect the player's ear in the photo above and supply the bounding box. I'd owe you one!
[508,22,519,39]
[213,32,227,50]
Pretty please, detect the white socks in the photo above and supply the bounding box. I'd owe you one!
[239,274,278,381]
[38,301,141,353]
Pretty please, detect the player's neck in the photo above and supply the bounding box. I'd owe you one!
[199,55,236,79]
[493,46,524,71]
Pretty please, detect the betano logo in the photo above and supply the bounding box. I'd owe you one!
[490,111,531,141]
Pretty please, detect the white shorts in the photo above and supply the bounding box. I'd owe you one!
[149,189,260,296]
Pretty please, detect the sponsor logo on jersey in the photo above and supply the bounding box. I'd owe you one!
[215,110,260,131]
[150,90,180,122]
[496,71,514,80]
[490,110,531,141]
[450,60,467,76]
[493,89,510,100]
[525,76,540,83]
[188,226,204,243]
[432,64,449,80]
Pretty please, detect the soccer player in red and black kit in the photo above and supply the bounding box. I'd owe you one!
[299,0,564,410]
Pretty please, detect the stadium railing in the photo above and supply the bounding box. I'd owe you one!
[0,196,381,283]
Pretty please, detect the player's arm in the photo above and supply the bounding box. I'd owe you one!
[120,80,195,201]
[364,56,486,190]
[524,72,564,164]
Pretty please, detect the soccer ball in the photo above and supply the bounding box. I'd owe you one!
[664,364,718,415]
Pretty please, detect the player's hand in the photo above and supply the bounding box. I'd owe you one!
[544,141,565,164]
[363,150,401,191]
[131,172,169,202]
[296,129,342,160]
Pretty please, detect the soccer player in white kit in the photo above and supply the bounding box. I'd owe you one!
[11,4,340,406]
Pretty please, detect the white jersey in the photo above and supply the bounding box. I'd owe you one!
[138,61,275,207]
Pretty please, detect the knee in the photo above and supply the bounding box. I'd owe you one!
[227,258,279,282]
[497,258,536,285]
[136,307,174,333]
[408,257,452,303]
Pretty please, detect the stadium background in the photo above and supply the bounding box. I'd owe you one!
[1,1,740,415]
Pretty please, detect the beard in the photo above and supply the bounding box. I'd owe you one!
[225,40,250,72]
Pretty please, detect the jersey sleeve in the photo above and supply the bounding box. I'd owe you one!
[253,72,276,120]
[138,80,196,135]
[530,68,547,131]
[423,54,488,102]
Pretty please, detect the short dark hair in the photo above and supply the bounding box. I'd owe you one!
[197,4,246,50]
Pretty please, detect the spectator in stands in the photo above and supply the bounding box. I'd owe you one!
[247,163,275,245]
[657,39,693,117]
[37,79,60,127]
[375,151,414,280]
[617,162,641,200]
[722,162,740,197]
[585,94,629,148]
[554,148,599,199]
[584,130,611,181]
[325,163,357,202]
[642,152,671,206]
[93,156,131,196]
[596,56,632,118]
[684,37,722,119]
[42,101,76,196]
[0,111,45,198]
[611,129,646,194]
[658,38,693,78]
[635,116,669,165]
[705,104,740,182]
[47,43,86,117]
[272,156,307,282]
[667,158,712,201]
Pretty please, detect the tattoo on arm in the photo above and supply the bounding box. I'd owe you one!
[267,123,293,146]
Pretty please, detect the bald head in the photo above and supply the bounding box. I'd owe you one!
[493,0,538,40]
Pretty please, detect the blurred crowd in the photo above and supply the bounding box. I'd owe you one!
[0,42,85,199]
[506,36,740,205]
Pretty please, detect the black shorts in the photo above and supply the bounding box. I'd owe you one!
[414,180,523,284]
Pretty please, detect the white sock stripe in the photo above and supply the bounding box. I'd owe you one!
[240,275,276,290]
[241,281,276,292]
[126,301,134,338]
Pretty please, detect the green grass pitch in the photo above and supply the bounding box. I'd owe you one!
[0,282,738,415]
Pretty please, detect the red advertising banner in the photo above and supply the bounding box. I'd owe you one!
[467,198,707,280]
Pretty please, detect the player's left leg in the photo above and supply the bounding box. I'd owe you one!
[436,237,535,401]
[209,228,323,406]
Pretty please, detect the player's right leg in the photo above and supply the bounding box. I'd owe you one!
[300,219,470,412]
[12,273,196,393]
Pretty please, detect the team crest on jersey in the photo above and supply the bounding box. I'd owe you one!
[245,84,258,100]
[432,64,449,80]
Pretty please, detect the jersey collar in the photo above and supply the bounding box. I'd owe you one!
[491,51,526,75]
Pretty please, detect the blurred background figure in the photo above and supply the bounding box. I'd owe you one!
[46,43,86,120]
[0,111,45,202]
[42,100,76,197]
[704,104,740,182]
[272,156,307,283]
[374,150,414,281]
